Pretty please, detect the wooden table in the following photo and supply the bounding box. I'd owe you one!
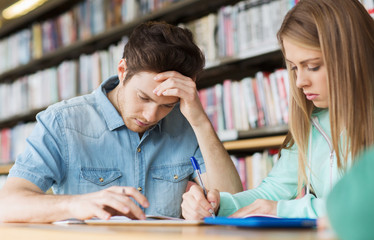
[1,223,337,240]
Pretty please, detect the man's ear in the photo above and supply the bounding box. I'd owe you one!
[117,58,127,82]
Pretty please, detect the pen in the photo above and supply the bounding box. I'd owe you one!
[190,156,216,218]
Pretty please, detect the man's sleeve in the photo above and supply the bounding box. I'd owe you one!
[8,109,67,192]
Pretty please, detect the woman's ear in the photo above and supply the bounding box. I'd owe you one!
[117,58,127,82]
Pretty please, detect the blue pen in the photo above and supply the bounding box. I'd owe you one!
[190,156,216,218]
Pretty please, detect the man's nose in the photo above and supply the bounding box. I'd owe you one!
[143,105,158,122]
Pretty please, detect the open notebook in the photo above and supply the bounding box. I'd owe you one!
[54,215,203,226]
[204,214,317,228]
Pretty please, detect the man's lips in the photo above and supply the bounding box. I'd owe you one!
[135,119,150,127]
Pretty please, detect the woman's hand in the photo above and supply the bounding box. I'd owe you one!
[230,199,277,218]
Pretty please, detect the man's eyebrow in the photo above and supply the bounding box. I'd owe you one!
[286,57,321,65]
[138,90,179,105]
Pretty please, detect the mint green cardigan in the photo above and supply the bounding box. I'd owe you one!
[218,109,347,218]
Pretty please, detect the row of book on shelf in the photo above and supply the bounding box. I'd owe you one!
[0,37,127,121]
[0,69,287,164]
[0,1,299,123]
[198,69,289,133]
[2,0,373,77]
[0,60,289,133]
[231,149,279,190]
[0,0,181,74]
[0,122,36,165]
[0,0,299,78]
[0,0,299,121]
[180,0,294,66]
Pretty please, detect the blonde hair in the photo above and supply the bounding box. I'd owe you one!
[277,0,374,193]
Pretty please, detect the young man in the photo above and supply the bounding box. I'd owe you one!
[0,22,242,223]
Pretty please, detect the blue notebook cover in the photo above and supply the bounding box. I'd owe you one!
[204,215,317,228]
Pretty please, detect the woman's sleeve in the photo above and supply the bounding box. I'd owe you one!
[218,147,300,216]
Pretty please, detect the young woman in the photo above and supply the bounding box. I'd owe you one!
[181,0,374,219]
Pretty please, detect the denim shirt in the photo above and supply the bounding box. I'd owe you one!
[9,76,205,218]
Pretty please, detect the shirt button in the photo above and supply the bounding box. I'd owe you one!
[174,175,178,180]
[137,147,141,153]
[99,177,104,182]
[137,187,142,191]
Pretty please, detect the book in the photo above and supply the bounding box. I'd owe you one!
[204,214,316,228]
[54,215,203,226]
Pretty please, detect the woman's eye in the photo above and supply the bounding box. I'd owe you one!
[290,66,297,71]
[308,66,320,71]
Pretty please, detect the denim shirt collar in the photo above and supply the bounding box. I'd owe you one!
[94,76,162,132]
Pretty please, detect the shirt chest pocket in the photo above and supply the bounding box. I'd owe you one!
[151,166,192,183]
[79,168,122,193]
[149,164,193,217]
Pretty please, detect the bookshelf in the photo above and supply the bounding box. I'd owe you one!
[224,135,285,152]
[0,0,292,178]
[0,164,12,175]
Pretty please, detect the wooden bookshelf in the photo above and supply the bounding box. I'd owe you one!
[0,0,242,84]
[0,0,288,165]
[0,164,13,175]
[223,135,286,151]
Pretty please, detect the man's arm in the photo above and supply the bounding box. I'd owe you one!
[153,71,242,193]
[0,177,149,223]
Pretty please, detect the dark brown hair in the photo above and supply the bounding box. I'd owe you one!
[122,21,205,81]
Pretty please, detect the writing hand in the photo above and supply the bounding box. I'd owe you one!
[181,185,220,220]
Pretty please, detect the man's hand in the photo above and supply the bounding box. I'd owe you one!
[68,186,149,220]
[181,185,220,220]
[230,199,277,218]
[153,71,206,127]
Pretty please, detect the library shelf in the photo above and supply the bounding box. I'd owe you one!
[0,0,287,166]
[0,0,241,84]
[0,164,13,175]
[223,135,286,151]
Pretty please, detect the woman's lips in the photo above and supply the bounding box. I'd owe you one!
[305,93,319,101]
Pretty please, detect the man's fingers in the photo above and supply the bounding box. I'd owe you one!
[182,192,210,220]
[185,185,215,218]
[206,189,220,213]
[97,193,145,220]
[154,71,191,82]
[153,72,195,97]
[115,186,150,208]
